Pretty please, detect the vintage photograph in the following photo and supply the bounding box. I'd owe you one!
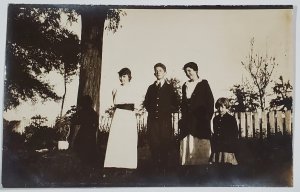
[1,4,294,187]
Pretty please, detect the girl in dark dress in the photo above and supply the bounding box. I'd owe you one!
[209,97,238,165]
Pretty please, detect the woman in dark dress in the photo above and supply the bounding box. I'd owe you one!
[73,95,99,164]
[179,62,214,166]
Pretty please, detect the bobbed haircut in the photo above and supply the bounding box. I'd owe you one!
[215,97,230,109]
[183,62,198,72]
[118,67,132,81]
[154,63,167,72]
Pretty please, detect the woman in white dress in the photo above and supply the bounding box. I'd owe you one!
[104,68,138,170]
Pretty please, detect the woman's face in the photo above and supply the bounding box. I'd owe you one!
[185,67,198,80]
[119,74,130,85]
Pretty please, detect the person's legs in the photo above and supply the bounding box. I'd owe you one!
[148,120,161,175]
[150,145,160,169]
[159,140,172,175]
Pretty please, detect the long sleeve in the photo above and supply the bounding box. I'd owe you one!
[112,88,117,106]
[230,115,239,140]
[144,86,151,112]
[171,86,180,113]
[204,80,215,120]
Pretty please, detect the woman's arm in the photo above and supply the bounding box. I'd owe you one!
[204,80,215,120]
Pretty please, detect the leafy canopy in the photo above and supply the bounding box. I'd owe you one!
[5,5,80,110]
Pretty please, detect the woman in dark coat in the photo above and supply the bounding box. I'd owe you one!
[179,62,214,166]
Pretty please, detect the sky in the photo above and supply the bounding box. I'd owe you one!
[100,8,293,115]
[2,7,295,125]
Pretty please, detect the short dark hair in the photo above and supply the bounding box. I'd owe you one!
[183,62,198,72]
[215,97,230,109]
[154,63,166,72]
[118,67,132,81]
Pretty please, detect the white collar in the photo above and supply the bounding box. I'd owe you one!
[187,78,201,84]
[156,79,165,86]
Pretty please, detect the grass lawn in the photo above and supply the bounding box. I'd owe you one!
[2,136,293,187]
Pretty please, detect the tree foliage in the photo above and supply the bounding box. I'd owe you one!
[5,4,126,118]
[25,124,57,150]
[269,76,293,111]
[30,114,48,127]
[5,5,80,110]
[167,77,182,111]
[105,9,127,33]
[229,80,260,112]
[24,115,57,150]
[241,38,278,110]
[2,119,26,151]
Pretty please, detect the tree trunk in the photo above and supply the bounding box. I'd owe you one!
[60,73,67,117]
[77,7,108,114]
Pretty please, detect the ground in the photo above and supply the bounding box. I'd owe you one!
[1,136,293,187]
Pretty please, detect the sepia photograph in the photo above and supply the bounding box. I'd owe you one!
[0,1,296,189]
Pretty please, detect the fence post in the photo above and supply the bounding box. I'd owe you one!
[276,111,284,135]
[144,113,147,132]
[172,113,175,136]
[235,113,240,138]
[269,111,275,136]
[104,117,108,132]
[253,112,260,139]
[137,115,141,132]
[240,112,246,138]
[261,111,267,139]
[246,112,253,138]
[285,110,292,135]
[174,113,179,135]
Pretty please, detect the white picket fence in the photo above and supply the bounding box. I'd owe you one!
[235,110,292,138]
[99,110,293,139]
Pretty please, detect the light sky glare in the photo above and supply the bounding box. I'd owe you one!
[3,8,294,124]
[100,8,293,115]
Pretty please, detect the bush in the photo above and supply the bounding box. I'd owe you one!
[24,115,57,150]
[25,125,57,150]
[54,116,71,141]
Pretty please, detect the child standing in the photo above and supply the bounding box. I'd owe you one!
[209,97,239,166]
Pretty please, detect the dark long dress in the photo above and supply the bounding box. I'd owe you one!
[73,107,99,164]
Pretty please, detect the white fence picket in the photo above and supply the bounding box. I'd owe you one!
[254,112,260,138]
[269,111,276,135]
[240,112,246,138]
[285,110,292,135]
[276,111,284,134]
[261,111,267,139]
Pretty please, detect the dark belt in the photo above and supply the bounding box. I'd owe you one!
[115,104,134,111]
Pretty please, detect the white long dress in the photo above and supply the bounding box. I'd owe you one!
[104,83,138,169]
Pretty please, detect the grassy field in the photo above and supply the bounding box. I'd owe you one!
[2,136,293,187]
